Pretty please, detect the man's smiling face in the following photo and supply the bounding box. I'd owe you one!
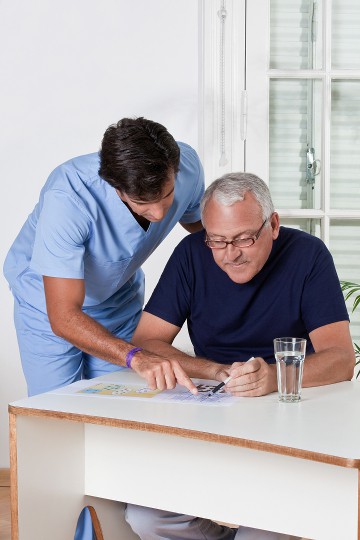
[202,193,280,284]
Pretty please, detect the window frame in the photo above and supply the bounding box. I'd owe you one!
[200,0,360,246]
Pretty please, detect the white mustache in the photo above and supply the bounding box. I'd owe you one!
[224,256,248,265]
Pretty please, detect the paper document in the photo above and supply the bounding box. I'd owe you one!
[52,379,236,405]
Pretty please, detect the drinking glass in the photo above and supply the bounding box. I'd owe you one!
[273,337,307,402]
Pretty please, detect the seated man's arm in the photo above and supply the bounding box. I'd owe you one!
[302,320,355,386]
[43,276,198,393]
[132,311,229,382]
[226,320,355,397]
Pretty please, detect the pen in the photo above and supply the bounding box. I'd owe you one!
[206,356,255,398]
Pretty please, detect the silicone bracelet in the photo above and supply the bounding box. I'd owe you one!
[125,347,142,369]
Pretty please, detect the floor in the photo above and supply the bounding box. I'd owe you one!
[0,486,11,540]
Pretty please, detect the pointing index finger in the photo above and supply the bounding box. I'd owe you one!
[173,363,198,395]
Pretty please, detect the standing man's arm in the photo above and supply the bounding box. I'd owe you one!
[43,276,198,394]
[132,311,228,382]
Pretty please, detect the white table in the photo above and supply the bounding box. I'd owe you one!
[9,371,360,540]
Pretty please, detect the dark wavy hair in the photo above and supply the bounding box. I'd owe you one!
[99,117,180,201]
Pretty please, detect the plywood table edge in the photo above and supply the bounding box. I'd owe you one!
[9,404,360,470]
[358,470,360,536]
[9,412,19,540]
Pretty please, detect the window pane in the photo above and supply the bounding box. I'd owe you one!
[330,80,360,210]
[270,0,322,70]
[269,79,322,210]
[280,218,321,237]
[330,220,360,343]
[332,1,360,69]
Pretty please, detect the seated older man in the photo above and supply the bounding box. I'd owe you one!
[125,172,354,540]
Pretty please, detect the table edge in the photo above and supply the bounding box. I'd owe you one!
[9,404,360,470]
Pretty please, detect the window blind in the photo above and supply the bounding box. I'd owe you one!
[269,1,322,213]
[332,0,360,69]
[270,0,314,70]
[269,78,318,211]
[331,80,360,210]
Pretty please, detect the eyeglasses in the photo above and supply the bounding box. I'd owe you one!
[205,218,269,250]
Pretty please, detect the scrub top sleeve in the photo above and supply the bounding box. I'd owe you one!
[179,151,205,225]
[30,190,91,279]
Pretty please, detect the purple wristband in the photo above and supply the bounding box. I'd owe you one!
[125,347,142,369]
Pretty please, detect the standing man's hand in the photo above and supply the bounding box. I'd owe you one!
[131,351,199,395]
[225,357,277,397]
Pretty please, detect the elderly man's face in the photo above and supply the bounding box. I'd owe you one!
[202,193,280,284]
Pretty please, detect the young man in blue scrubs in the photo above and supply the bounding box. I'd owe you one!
[127,172,355,540]
[4,116,203,396]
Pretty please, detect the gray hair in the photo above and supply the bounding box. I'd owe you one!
[200,172,274,224]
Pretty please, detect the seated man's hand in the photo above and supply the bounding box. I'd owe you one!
[131,351,199,395]
[225,357,277,397]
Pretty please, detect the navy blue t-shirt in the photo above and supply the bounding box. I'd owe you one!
[145,227,349,364]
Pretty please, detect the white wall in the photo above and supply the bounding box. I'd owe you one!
[0,0,199,467]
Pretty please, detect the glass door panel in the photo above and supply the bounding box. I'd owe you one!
[332,0,360,69]
[330,80,360,210]
[270,0,322,70]
[269,78,322,210]
[281,218,321,236]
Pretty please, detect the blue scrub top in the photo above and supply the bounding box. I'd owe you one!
[4,142,204,334]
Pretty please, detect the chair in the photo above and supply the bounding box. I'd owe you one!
[87,506,105,540]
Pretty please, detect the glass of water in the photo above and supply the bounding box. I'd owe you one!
[273,337,307,403]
